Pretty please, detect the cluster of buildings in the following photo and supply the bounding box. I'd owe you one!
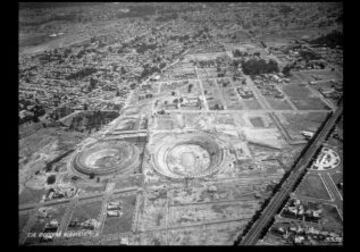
[68,218,100,231]
[18,12,201,130]
[42,185,78,202]
[253,75,288,99]
[107,200,123,217]
[281,199,322,222]
[272,224,343,245]
[236,86,254,99]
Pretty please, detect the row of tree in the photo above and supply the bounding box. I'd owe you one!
[241,58,279,76]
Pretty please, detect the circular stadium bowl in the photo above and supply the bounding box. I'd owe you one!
[72,141,139,176]
[151,132,225,179]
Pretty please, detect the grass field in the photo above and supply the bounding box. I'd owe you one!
[19,212,30,234]
[296,174,331,200]
[297,70,342,82]
[68,200,103,227]
[19,188,46,205]
[282,85,330,110]
[319,204,343,231]
[281,112,328,140]
[243,99,262,110]
[283,85,312,98]
[266,98,293,110]
[249,117,265,127]
[292,97,330,110]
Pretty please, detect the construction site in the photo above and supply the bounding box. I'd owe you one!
[19,2,343,246]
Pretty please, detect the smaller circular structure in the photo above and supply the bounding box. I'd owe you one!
[311,147,341,170]
[72,141,139,176]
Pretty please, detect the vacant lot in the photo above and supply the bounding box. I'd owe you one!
[19,188,46,205]
[282,85,330,110]
[243,99,262,110]
[102,194,136,235]
[249,117,265,128]
[168,201,258,227]
[281,112,329,141]
[319,204,343,231]
[167,220,248,245]
[266,98,293,110]
[296,174,331,200]
[114,175,142,190]
[297,70,342,82]
[19,212,30,234]
[137,230,167,245]
[68,200,103,231]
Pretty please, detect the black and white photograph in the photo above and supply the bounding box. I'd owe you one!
[18,2,343,246]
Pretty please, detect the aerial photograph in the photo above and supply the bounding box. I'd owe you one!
[19,2,343,246]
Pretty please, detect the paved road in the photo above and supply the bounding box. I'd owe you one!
[238,99,343,245]
[161,109,330,114]
[194,66,210,111]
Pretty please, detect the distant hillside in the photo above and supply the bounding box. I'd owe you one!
[19,2,104,9]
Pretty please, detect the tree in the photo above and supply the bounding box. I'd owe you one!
[47,175,56,185]
[89,173,95,179]
[159,62,166,69]
[130,83,136,90]
[279,5,294,16]
[120,66,126,75]
[267,59,279,73]
[89,78,97,90]
[187,84,193,93]
[282,65,292,76]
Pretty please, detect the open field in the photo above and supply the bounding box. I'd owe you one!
[19,188,46,205]
[249,117,265,128]
[67,200,103,231]
[297,70,342,83]
[279,112,329,141]
[319,204,343,231]
[19,212,31,234]
[282,85,330,110]
[295,174,331,200]
[242,99,262,110]
[167,220,249,245]
[266,98,293,110]
[102,194,136,235]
